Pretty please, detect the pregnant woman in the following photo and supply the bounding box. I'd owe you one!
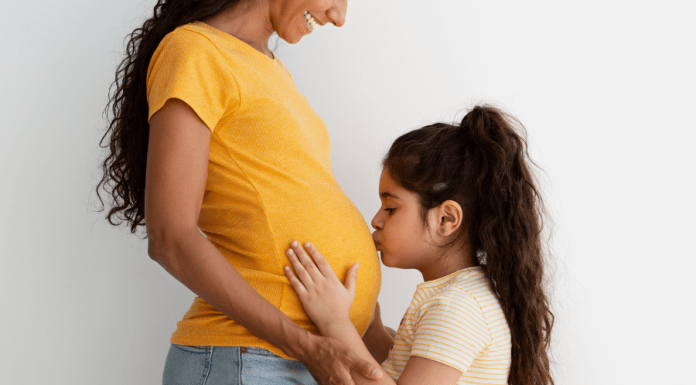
[98,0,385,384]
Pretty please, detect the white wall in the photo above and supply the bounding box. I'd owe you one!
[1,0,694,384]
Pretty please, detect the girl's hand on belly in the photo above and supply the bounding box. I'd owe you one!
[284,241,359,333]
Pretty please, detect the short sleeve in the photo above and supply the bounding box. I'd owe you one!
[410,289,490,373]
[146,29,238,131]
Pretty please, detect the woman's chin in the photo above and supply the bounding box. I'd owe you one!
[277,26,308,44]
[280,34,302,44]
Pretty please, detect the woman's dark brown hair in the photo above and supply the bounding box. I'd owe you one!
[384,105,554,385]
[97,0,242,233]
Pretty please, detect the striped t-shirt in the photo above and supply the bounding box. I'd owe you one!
[382,266,511,384]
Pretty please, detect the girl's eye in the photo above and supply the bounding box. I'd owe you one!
[384,208,395,215]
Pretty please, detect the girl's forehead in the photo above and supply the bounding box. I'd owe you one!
[378,167,396,185]
[378,168,421,204]
[378,169,400,195]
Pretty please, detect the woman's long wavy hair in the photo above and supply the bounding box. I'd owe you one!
[384,105,554,385]
[97,0,241,233]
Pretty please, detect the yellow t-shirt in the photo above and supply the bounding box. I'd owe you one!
[383,267,511,384]
[146,22,381,358]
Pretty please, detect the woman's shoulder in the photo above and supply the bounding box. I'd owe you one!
[150,22,234,77]
[158,22,219,54]
[158,22,272,67]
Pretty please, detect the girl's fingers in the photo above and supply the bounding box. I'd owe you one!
[283,266,307,296]
[344,263,359,300]
[304,242,338,279]
[290,241,323,281]
[286,248,314,286]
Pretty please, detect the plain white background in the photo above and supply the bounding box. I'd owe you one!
[1,0,694,383]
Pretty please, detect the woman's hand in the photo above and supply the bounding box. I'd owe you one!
[297,332,383,385]
[284,241,359,332]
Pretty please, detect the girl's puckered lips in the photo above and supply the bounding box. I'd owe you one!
[372,233,381,249]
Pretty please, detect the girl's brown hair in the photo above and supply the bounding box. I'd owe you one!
[97,0,242,232]
[384,105,554,385]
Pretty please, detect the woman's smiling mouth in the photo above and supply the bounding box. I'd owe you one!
[303,11,319,30]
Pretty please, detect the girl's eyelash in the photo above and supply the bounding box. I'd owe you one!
[384,208,395,214]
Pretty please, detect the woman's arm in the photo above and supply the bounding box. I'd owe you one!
[361,302,394,364]
[145,99,382,385]
[284,242,464,385]
[324,322,464,385]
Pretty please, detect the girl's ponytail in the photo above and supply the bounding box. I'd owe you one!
[461,106,554,385]
[97,0,241,233]
[384,105,554,385]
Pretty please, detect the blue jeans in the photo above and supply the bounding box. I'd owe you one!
[162,345,319,385]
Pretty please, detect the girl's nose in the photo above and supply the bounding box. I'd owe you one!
[371,211,383,231]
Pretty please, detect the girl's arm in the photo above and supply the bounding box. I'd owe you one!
[146,99,382,385]
[285,242,464,385]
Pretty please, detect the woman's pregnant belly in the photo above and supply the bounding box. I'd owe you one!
[270,181,382,336]
[197,168,382,337]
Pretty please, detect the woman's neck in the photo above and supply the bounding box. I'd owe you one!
[202,1,275,59]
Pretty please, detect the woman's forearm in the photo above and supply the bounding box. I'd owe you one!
[362,302,395,364]
[149,227,310,358]
[362,323,394,364]
[149,227,384,385]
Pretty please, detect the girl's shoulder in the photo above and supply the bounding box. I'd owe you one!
[450,266,492,295]
[421,267,500,319]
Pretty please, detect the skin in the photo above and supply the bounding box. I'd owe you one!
[282,168,478,384]
[372,168,475,281]
[204,0,347,58]
[361,302,397,364]
[145,2,381,384]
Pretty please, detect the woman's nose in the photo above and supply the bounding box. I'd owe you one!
[326,0,347,27]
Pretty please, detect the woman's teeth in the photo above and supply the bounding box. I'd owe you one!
[304,11,319,30]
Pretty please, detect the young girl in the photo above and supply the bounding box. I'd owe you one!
[283,105,554,385]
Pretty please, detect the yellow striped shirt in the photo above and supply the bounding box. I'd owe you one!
[382,266,511,384]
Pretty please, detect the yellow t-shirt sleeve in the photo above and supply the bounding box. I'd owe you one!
[411,289,490,374]
[146,30,238,131]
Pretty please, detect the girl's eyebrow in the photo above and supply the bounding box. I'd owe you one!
[380,192,400,200]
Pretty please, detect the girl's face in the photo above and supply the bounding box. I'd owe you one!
[371,168,440,272]
[270,0,347,43]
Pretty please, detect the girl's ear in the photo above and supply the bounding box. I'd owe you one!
[432,200,463,237]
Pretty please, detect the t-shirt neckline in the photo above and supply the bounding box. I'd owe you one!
[190,21,278,62]
[416,265,484,291]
